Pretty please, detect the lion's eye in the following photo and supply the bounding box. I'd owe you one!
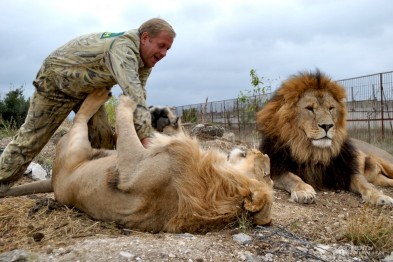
[306,106,314,112]
[329,106,335,111]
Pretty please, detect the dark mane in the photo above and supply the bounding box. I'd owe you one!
[260,137,358,190]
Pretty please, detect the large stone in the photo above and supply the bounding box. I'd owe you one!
[190,124,225,138]
[24,162,49,180]
[0,249,40,262]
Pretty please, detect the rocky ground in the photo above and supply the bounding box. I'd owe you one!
[1,128,393,262]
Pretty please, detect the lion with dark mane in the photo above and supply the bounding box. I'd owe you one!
[256,70,393,205]
[2,89,273,233]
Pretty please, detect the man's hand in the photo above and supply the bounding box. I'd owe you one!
[141,137,151,148]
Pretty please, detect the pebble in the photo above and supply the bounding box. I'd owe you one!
[382,251,393,262]
[233,233,252,245]
[119,251,134,259]
[314,244,331,254]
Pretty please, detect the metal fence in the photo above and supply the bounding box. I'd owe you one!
[174,71,393,152]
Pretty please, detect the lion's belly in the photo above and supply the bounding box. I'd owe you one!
[64,172,179,232]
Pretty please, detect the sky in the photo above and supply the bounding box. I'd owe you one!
[0,0,392,107]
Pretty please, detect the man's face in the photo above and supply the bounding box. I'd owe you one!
[140,31,174,68]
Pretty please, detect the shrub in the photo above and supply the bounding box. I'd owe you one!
[0,87,30,129]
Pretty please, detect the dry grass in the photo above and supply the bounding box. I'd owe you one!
[344,205,393,252]
[0,195,123,253]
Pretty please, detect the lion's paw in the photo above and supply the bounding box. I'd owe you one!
[290,184,317,204]
[244,190,269,212]
[78,88,111,118]
[371,195,393,206]
[86,88,111,105]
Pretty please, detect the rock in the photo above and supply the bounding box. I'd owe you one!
[382,251,393,262]
[190,124,225,138]
[0,249,39,262]
[177,233,195,238]
[24,162,48,180]
[238,251,256,261]
[314,244,331,254]
[222,132,236,142]
[296,246,308,253]
[119,251,135,260]
[32,232,45,242]
[261,253,274,261]
[233,233,252,245]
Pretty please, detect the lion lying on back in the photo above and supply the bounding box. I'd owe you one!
[4,89,273,233]
[0,104,182,196]
[256,70,393,206]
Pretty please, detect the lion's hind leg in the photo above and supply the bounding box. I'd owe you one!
[65,89,111,166]
[361,154,393,187]
[350,173,393,206]
[369,161,393,187]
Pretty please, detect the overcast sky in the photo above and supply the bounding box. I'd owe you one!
[0,0,392,107]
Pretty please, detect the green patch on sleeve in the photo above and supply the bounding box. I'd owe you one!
[100,32,125,39]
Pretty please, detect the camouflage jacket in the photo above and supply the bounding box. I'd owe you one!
[33,29,153,140]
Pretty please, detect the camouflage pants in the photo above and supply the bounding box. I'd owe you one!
[0,89,114,184]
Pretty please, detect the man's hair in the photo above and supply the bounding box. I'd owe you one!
[138,18,176,38]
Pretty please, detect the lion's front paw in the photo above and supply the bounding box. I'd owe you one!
[290,184,317,204]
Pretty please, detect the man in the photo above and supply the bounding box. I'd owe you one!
[0,18,176,185]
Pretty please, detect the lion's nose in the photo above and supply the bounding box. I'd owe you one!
[319,124,333,133]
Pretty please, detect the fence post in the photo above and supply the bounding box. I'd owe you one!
[211,102,213,123]
[237,99,240,134]
[380,73,384,140]
[223,102,226,128]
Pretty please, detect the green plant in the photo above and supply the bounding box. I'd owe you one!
[0,119,18,139]
[237,69,278,128]
[237,69,270,113]
[237,211,253,233]
[289,219,302,232]
[182,108,197,123]
[104,96,119,128]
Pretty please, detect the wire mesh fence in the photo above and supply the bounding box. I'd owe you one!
[175,71,393,153]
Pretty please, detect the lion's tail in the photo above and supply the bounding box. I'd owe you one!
[0,179,53,198]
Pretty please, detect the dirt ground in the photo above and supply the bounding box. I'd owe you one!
[1,133,393,262]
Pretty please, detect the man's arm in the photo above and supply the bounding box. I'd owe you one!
[105,42,153,141]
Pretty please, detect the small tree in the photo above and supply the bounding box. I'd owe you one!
[0,86,30,128]
[238,69,269,113]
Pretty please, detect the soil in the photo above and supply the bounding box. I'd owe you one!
[1,132,393,262]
